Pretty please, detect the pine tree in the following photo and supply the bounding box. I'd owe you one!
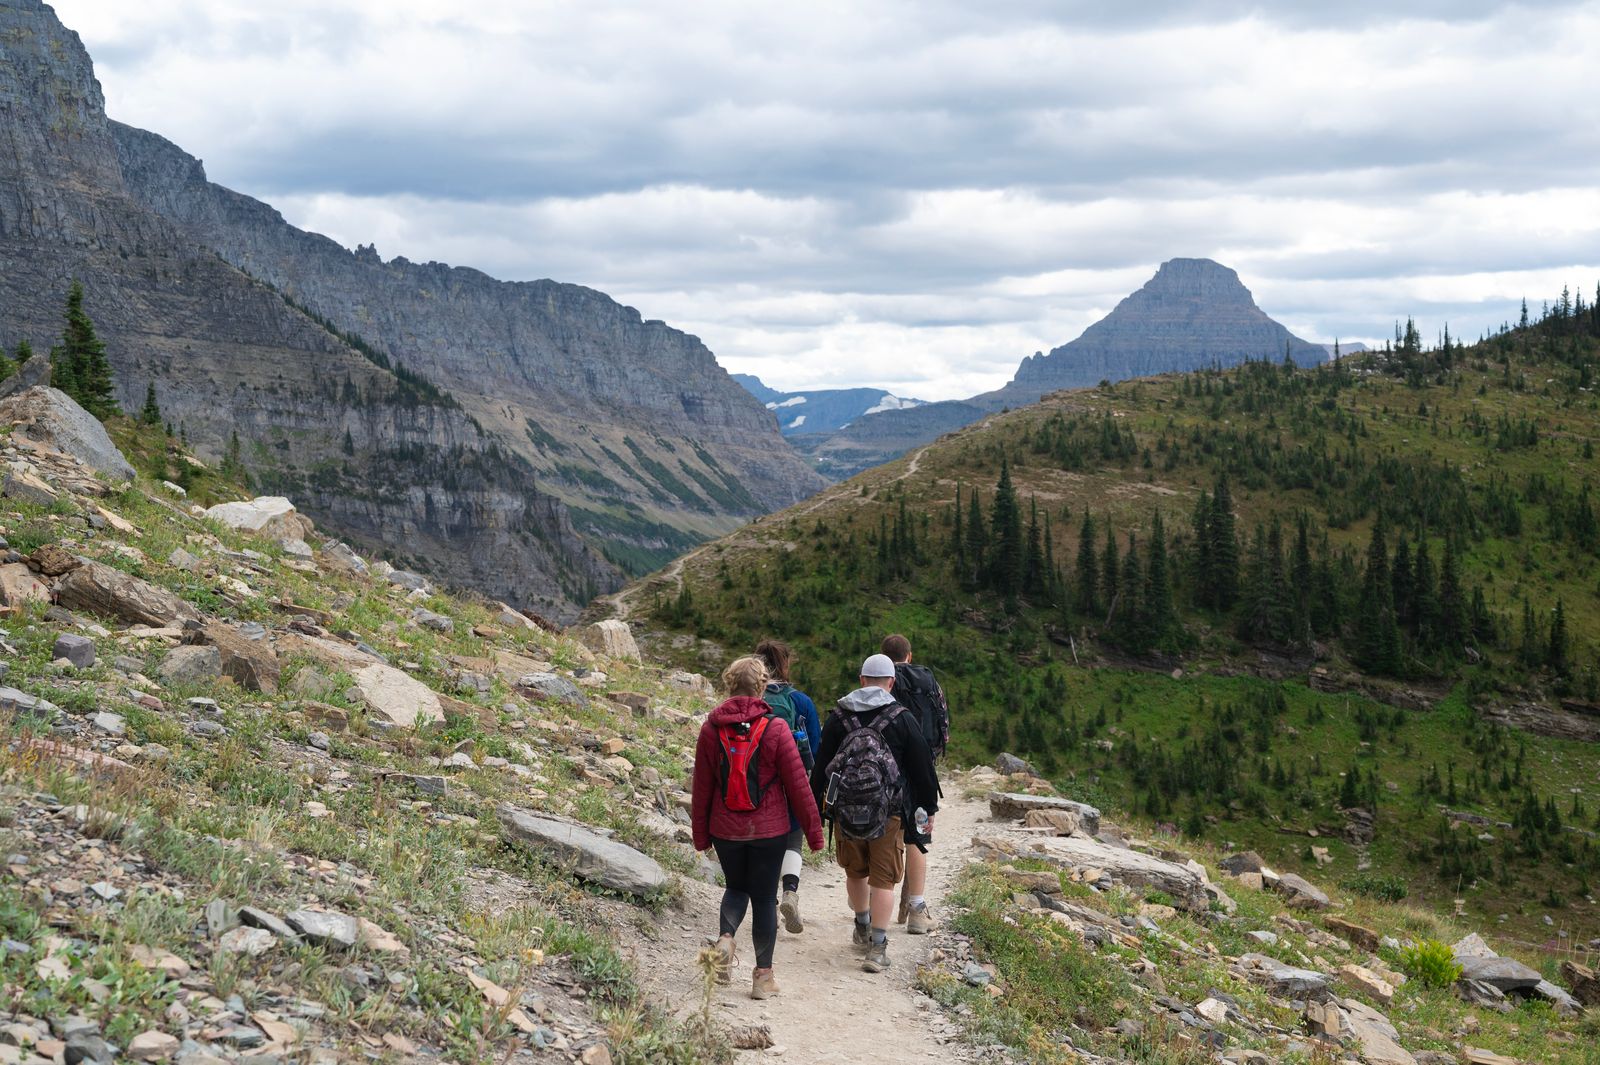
[14,339,33,364]
[989,460,1024,600]
[1101,524,1120,618]
[1391,536,1415,631]
[1113,532,1146,650]
[1411,538,1440,651]
[1355,514,1402,674]
[220,429,245,483]
[1548,599,1570,675]
[1075,513,1098,617]
[1437,537,1467,654]
[1145,511,1177,649]
[1190,490,1213,605]
[51,281,119,419]
[964,484,986,586]
[0,347,13,383]
[1207,475,1240,610]
[139,382,162,426]
[1024,497,1047,600]
[1290,512,1314,643]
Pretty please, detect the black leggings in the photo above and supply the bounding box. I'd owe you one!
[712,835,787,969]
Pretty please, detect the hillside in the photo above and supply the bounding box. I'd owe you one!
[0,0,823,622]
[5,384,1597,1065]
[609,292,1600,942]
[793,257,1331,480]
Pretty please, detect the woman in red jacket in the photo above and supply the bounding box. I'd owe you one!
[692,656,825,999]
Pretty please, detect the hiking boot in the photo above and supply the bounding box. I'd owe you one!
[751,967,779,1000]
[906,902,935,935]
[851,921,872,953]
[895,897,909,925]
[780,889,804,934]
[862,938,890,973]
[712,934,736,985]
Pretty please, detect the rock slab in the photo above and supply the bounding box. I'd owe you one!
[987,792,1102,834]
[498,805,667,897]
[0,386,135,480]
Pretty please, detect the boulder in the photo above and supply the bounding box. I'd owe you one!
[1218,851,1266,876]
[1452,932,1496,960]
[1339,964,1397,1005]
[1236,953,1331,998]
[1325,916,1381,952]
[203,497,312,542]
[387,568,431,592]
[51,633,95,668]
[578,620,641,663]
[1273,872,1330,909]
[1463,1049,1520,1065]
[0,347,51,398]
[973,831,1205,911]
[321,541,368,575]
[410,608,454,633]
[1022,808,1085,836]
[994,752,1038,777]
[1,468,57,504]
[353,663,443,728]
[0,562,50,605]
[519,671,588,708]
[988,792,1102,834]
[498,805,667,897]
[157,646,223,687]
[1340,999,1415,1065]
[191,622,279,693]
[283,909,359,949]
[1458,955,1542,992]
[1560,960,1600,1007]
[127,1032,179,1062]
[1533,979,1582,1016]
[0,386,135,480]
[666,670,714,697]
[56,560,201,627]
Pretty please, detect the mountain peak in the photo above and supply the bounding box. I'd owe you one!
[1003,258,1324,397]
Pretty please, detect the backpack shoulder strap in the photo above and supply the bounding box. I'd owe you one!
[840,712,862,733]
[869,704,904,733]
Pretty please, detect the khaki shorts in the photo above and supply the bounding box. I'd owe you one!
[835,816,905,889]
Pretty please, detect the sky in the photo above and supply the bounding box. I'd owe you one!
[53,0,1600,401]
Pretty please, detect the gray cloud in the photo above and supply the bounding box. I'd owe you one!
[52,0,1600,398]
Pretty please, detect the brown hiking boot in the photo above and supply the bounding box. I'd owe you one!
[751,967,779,1000]
[862,937,890,973]
[780,888,804,934]
[906,902,935,935]
[712,934,736,985]
[851,921,872,953]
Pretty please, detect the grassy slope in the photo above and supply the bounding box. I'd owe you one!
[629,313,1600,944]
[0,425,729,1063]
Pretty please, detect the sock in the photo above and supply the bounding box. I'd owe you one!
[781,874,799,892]
[780,849,803,881]
[871,927,887,944]
[855,911,870,927]
[906,894,925,908]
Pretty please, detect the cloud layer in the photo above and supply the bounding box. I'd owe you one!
[56,0,1600,399]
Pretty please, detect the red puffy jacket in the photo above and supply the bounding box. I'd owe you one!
[691,696,825,852]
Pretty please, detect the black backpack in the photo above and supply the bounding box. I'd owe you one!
[894,663,949,760]
[824,705,906,842]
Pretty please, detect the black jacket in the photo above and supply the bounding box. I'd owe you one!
[809,687,940,820]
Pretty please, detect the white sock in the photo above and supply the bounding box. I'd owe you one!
[781,849,803,880]
[906,895,925,908]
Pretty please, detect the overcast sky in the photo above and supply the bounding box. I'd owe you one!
[55,0,1600,401]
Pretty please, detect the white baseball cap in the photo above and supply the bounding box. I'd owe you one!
[860,654,896,679]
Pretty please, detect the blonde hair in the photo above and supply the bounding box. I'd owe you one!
[721,656,769,698]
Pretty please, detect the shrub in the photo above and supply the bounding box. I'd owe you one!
[1398,938,1463,989]
[1342,872,1409,902]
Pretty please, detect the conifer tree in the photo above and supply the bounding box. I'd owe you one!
[1548,599,1569,675]
[0,347,13,383]
[1437,537,1467,653]
[1355,513,1402,674]
[51,281,119,419]
[140,382,162,426]
[1024,497,1046,599]
[989,460,1024,599]
[14,339,33,364]
[1411,538,1440,650]
[1290,513,1314,642]
[1075,513,1098,617]
[1114,532,1146,650]
[1101,523,1120,618]
[1145,511,1177,649]
[1206,475,1240,610]
[964,484,986,584]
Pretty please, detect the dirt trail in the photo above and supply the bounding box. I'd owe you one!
[625,787,988,1063]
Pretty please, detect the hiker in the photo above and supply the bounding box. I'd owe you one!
[882,633,949,935]
[691,656,825,1000]
[754,639,823,935]
[810,653,940,974]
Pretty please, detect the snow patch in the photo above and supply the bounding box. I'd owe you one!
[862,393,919,415]
[766,395,807,409]
[786,415,807,429]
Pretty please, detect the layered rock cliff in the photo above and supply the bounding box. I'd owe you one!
[0,0,823,619]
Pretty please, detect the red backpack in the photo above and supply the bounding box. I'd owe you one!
[718,716,773,812]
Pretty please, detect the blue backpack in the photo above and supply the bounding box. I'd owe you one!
[763,683,813,771]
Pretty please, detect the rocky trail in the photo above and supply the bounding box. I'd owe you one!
[626,790,988,1065]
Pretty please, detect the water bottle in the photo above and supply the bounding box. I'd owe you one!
[914,807,930,839]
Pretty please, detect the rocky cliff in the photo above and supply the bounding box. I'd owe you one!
[0,0,823,619]
[995,257,1327,402]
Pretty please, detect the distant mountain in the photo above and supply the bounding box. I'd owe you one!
[1323,341,1370,356]
[0,0,823,620]
[990,258,1327,405]
[804,258,1332,479]
[731,374,924,437]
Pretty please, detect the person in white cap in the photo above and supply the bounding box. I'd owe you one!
[810,653,940,973]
